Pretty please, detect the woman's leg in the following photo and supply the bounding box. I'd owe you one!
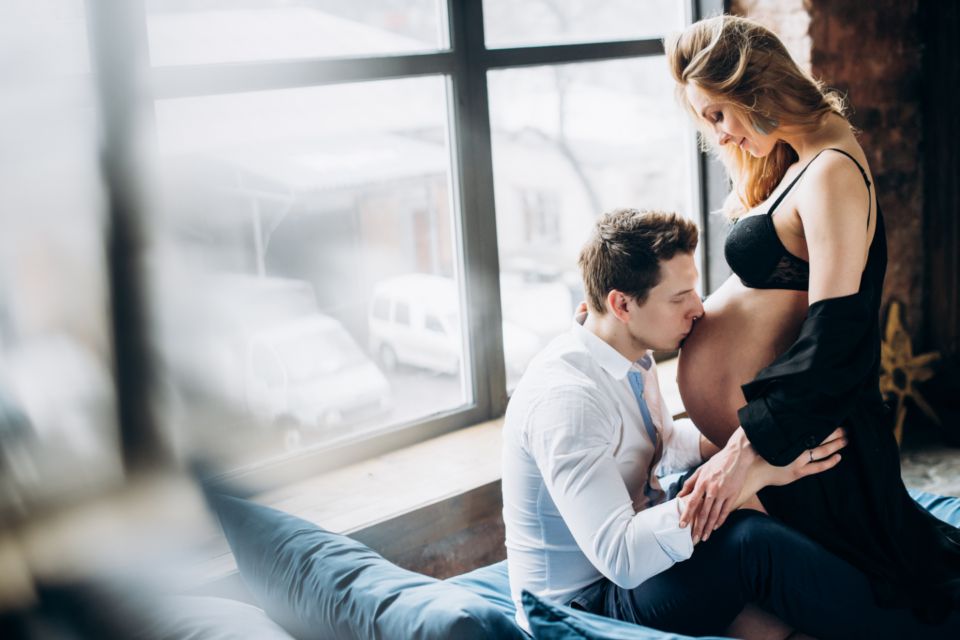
[601,510,960,639]
[724,511,960,639]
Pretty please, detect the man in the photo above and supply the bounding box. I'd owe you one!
[500,208,898,638]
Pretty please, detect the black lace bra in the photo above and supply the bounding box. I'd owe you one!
[724,148,872,291]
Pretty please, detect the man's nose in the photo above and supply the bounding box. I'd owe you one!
[690,297,705,318]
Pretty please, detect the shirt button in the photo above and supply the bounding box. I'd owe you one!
[805,436,818,447]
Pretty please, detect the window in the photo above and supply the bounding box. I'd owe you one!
[425,315,445,334]
[0,0,121,513]
[251,344,284,389]
[144,0,451,66]
[372,296,391,321]
[483,0,685,49]
[489,57,697,388]
[394,302,412,327]
[2,0,721,501]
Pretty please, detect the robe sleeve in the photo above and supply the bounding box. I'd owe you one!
[737,292,880,466]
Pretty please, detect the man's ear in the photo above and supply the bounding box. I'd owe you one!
[606,289,631,323]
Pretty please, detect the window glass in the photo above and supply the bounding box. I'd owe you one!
[251,344,284,388]
[483,0,685,49]
[0,0,120,512]
[425,314,444,334]
[150,76,471,467]
[488,56,696,390]
[372,296,390,321]
[145,0,450,67]
[395,302,412,327]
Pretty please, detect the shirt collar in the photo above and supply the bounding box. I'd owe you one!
[571,311,653,380]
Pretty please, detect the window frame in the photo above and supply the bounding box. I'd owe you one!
[85,0,726,490]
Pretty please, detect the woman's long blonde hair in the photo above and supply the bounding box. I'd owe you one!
[666,15,847,218]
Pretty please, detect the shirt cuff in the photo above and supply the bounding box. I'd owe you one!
[643,497,694,563]
[665,417,705,472]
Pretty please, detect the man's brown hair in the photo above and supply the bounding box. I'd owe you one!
[578,208,699,313]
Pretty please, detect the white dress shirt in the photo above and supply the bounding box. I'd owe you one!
[502,316,704,631]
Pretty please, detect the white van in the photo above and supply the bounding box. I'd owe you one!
[368,274,540,387]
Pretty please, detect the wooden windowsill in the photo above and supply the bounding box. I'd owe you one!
[198,418,507,584]
[198,356,685,586]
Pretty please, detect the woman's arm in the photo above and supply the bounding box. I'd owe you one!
[679,427,847,541]
[700,434,721,460]
[797,150,873,304]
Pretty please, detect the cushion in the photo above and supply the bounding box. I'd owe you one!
[445,560,516,619]
[909,489,960,525]
[521,591,730,640]
[210,493,526,640]
[145,596,295,640]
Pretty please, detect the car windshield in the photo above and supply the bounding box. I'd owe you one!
[275,326,366,383]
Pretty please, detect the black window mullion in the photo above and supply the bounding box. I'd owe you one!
[86,0,168,474]
[481,38,664,69]
[151,52,457,100]
[694,0,732,293]
[448,0,507,419]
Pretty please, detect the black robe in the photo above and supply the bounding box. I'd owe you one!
[738,210,960,622]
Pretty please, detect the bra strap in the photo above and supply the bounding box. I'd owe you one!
[765,148,830,217]
[767,147,873,230]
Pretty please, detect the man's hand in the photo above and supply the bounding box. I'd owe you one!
[679,427,847,543]
[678,427,756,543]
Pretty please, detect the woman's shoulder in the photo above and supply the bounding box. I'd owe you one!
[795,145,874,218]
[802,145,872,191]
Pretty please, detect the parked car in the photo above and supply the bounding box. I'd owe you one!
[156,273,392,436]
[244,313,392,432]
[368,273,541,387]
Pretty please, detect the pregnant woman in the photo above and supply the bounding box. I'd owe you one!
[668,15,960,624]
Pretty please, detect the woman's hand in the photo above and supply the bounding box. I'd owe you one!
[678,427,757,543]
[679,427,847,543]
[742,427,847,495]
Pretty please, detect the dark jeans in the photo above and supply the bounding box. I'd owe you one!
[568,510,960,639]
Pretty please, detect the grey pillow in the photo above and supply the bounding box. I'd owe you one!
[145,596,294,640]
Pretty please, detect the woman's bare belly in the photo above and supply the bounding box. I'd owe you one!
[677,275,809,447]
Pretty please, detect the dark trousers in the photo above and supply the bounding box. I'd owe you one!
[569,510,960,639]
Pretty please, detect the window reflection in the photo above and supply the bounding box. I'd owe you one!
[145,0,450,66]
[0,0,120,512]
[151,77,470,466]
[483,0,684,49]
[489,57,697,390]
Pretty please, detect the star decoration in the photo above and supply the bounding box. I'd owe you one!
[879,300,941,444]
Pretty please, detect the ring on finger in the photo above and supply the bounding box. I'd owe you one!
[808,449,814,463]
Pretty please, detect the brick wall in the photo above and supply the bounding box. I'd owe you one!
[731,0,811,72]
[731,0,926,340]
[808,1,925,334]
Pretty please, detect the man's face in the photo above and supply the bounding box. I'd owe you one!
[623,252,703,352]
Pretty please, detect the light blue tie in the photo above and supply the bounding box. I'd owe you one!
[627,355,664,505]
